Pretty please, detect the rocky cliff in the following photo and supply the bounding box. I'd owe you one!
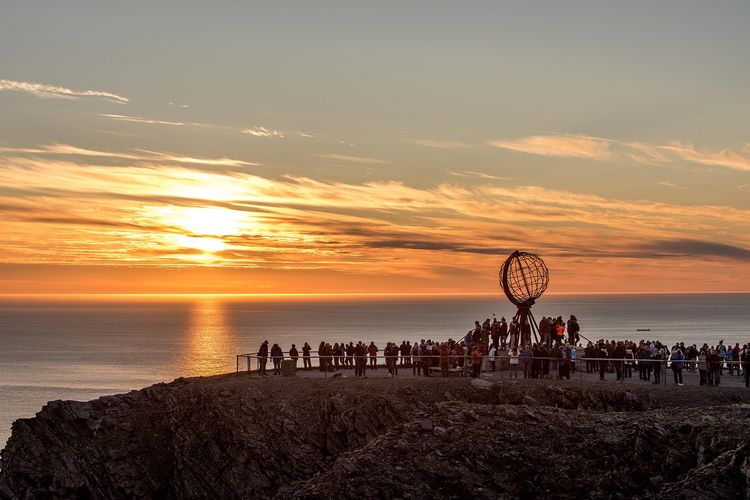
[2,375,750,499]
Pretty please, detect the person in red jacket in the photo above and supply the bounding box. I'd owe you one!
[471,346,483,378]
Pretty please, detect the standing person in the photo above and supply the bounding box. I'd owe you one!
[355,341,367,377]
[671,348,684,385]
[471,346,483,378]
[345,342,354,369]
[302,342,311,370]
[400,341,409,367]
[567,315,580,346]
[509,347,520,378]
[559,344,571,380]
[258,340,269,376]
[332,343,341,371]
[368,341,379,370]
[570,344,577,373]
[499,317,508,350]
[652,348,664,385]
[707,348,721,386]
[487,344,497,372]
[289,344,299,370]
[549,343,561,378]
[697,349,708,385]
[741,346,750,388]
[613,342,626,381]
[412,341,421,376]
[270,343,283,376]
[440,345,450,377]
[521,345,533,378]
[639,345,652,382]
[732,343,741,376]
[490,318,500,349]
[318,341,326,372]
[597,343,608,381]
[508,320,519,350]
[624,345,634,378]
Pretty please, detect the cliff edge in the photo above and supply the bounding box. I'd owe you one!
[2,375,750,499]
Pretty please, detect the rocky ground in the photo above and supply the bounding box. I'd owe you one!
[2,375,750,499]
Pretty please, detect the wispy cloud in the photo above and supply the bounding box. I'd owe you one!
[101,114,188,127]
[739,183,750,192]
[0,79,128,103]
[241,126,315,139]
[317,153,388,164]
[409,139,474,149]
[658,181,692,190]
[0,143,257,167]
[168,102,189,108]
[488,134,612,160]
[447,170,510,180]
[242,126,285,138]
[489,133,750,172]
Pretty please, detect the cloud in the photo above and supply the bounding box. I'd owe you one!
[657,181,692,190]
[168,102,189,108]
[738,183,750,192]
[488,133,750,172]
[241,127,315,139]
[408,139,473,149]
[0,79,128,103]
[656,141,750,172]
[366,239,510,255]
[447,170,511,180]
[1,152,750,281]
[646,239,750,261]
[101,114,187,126]
[488,134,612,160]
[242,126,285,138]
[0,143,257,167]
[316,153,388,164]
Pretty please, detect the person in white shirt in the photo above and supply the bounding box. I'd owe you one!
[487,345,497,372]
[508,347,520,378]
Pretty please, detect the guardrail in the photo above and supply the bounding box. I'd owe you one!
[236,352,745,384]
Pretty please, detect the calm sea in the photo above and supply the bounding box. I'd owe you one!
[1,293,748,446]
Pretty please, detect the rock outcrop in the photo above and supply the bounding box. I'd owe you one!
[2,376,750,499]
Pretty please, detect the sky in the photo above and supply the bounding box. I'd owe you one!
[1,1,749,294]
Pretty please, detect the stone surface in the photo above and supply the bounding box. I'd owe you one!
[2,376,750,499]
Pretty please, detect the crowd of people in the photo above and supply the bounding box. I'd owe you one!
[252,314,750,388]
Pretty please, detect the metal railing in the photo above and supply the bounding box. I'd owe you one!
[236,352,747,384]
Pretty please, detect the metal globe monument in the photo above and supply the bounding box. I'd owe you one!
[499,250,549,347]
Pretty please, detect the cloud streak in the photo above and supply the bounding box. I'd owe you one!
[0,143,257,168]
[447,170,511,180]
[488,134,612,160]
[242,127,285,138]
[488,133,750,172]
[0,79,128,103]
[317,153,388,164]
[101,114,189,127]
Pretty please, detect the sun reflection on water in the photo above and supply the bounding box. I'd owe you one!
[181,299,236,377]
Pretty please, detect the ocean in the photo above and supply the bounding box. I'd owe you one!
[1,292,748,446]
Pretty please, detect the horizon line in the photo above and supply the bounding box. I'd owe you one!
[1,290,749,299]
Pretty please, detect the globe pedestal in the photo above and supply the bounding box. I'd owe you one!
[513,305,539,348]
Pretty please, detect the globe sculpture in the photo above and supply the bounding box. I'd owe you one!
[499,250,549,347]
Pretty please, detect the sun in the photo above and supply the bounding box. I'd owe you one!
[150,206,248,237]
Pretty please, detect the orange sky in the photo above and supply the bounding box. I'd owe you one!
[1,3,749,294]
